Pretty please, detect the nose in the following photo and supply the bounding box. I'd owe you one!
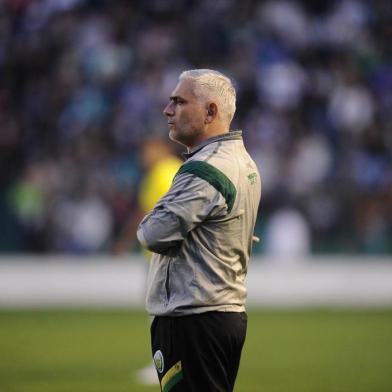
[163,101,174,117]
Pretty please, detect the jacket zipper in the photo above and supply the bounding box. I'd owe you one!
[164,260,171,304]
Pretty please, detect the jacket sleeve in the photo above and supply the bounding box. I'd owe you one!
[136,172,227,254]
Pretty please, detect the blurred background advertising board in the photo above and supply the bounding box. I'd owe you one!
[0,256,391,308]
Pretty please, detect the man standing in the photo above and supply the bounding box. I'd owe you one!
[137,69,261,391]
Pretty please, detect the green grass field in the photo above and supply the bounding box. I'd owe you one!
[0,309,391,392]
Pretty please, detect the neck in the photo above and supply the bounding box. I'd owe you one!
[191,121,229,148]
[186,129,230,152]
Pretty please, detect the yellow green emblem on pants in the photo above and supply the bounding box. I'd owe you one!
[161,361,183,392]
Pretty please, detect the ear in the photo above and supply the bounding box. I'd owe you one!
[205,103,218,124]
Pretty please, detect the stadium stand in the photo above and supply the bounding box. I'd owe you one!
[0,0,391,255]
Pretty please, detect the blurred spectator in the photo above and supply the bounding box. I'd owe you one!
[112,137,182,255]
[266,207,311,259]
[8,162,49,251]
[50,189,113,253]
[0,0,391,255]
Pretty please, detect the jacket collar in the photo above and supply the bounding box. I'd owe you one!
[182,130,243,160]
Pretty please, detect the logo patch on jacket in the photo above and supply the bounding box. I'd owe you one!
[247,172,257,184]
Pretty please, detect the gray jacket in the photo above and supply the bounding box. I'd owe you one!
[137,131,261,316]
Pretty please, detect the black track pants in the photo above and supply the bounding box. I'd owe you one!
[150,311,247,392]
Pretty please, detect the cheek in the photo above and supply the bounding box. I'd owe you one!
[177,110,191,128]
[181,109,203,129]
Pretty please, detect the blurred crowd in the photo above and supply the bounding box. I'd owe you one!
[0,0,391,255]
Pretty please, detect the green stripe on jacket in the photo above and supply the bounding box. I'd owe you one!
[175,160,236,213]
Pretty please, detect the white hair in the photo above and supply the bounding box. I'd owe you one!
[179,69,236,124]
